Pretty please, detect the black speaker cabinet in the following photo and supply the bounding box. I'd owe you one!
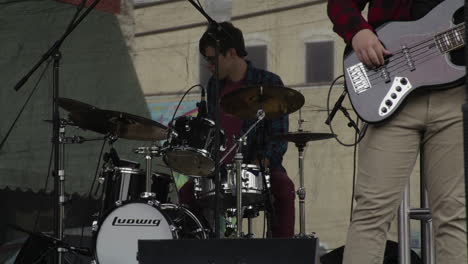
[138,237,318,264]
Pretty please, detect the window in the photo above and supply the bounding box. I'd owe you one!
[245,45,267,70]
[199,45,268,86]
[305,41,334,83]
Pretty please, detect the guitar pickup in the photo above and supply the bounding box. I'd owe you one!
[379,77,412,117]
[346,62,371,94]
[402,45,416,71]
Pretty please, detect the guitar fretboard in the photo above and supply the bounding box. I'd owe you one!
[434,23,465,53]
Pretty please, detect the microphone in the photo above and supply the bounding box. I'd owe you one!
[325,90,347,125]
[197,87,208,118]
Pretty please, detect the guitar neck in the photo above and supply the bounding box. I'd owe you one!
[434,23,465,53]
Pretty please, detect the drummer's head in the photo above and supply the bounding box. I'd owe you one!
[199,22,248,79]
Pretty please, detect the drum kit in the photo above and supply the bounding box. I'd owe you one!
[51,84,334,264]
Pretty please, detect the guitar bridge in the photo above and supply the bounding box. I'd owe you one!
[346,63,371,94]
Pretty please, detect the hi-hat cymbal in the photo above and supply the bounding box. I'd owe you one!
[220,85,305,119]
[57,97,168,141]
[273,131,336,145]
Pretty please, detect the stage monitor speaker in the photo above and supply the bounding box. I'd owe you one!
[138,237,318,264]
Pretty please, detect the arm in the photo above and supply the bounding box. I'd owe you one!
[327,0,372,45]
[264,114,288,167]
[327,0,390,67]
[264,75,288,167]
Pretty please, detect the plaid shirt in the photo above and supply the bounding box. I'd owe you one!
[327,0,413,44]
[206,61,289,168]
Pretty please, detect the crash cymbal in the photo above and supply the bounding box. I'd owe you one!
[220,85,305,119]
[273,131,336,145]
[56,97,100,113]
[57,97,111,134]
[100,109,168,141]
[57,97,167,141]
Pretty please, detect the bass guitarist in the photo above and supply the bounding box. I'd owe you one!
[327,0,467,263]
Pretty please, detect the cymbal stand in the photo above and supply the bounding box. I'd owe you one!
[10,1,102,262]
[255,114,275,238]
[54,120,107,261]
[55,116,66,264]
[295,108,309,237]
[220,109,265,237]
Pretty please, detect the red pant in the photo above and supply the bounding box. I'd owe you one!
[179,167,295,237]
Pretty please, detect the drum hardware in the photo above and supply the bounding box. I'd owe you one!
[273,108,336,237]
[8,224,92,258]
[133,145,164,199]
[224,206,260,238]
[219,84,305,237]
[221,108,266,237]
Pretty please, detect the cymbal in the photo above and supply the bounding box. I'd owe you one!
[220,85,305,119]
[100,109,167,141]
[57,97,110,134]
[273,131,336,145]
[57,97,168,141]
[56,97,100,113]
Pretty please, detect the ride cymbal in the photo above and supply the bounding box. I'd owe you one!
[220,85,305,119]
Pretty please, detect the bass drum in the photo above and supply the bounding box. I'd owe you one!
[93,200,206,264]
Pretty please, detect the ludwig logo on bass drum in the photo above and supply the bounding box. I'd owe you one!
[112,216,161,226]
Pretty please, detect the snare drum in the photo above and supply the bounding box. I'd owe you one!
[164,116,225,177]
[93,200,206,264]
[194,164,270,208]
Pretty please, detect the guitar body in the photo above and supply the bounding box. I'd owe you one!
[343,0,465,123]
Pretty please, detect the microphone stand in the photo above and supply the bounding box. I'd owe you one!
[256,120,275,238]
[11,1,102,263]
[187,0,223,238]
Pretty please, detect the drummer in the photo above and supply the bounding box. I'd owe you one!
[179,22,295,238]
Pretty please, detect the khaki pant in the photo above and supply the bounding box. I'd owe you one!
[343,85,467,264]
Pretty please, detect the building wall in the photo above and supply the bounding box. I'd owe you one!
[126,0,423,251]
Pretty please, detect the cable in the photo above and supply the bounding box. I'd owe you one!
[75,136,107,261]
[0,59,52,153]
[31,246,55,264]
[168,84,204,132]
[325,75,366,147]
[33,145,54,232]
[325,75,365,222]
[1,60,54,233]
[87,138,108,200]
